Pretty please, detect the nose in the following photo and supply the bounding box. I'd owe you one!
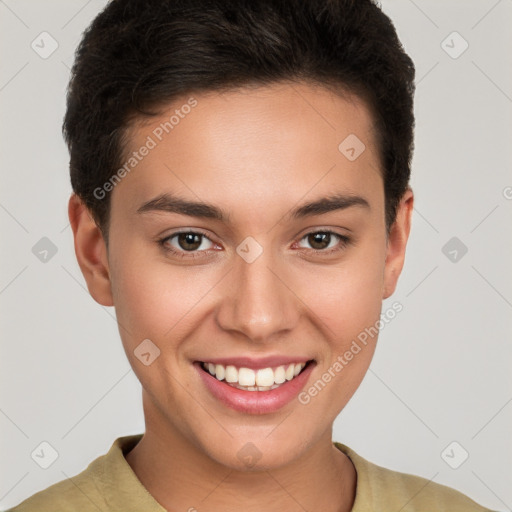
[215,244,301,344]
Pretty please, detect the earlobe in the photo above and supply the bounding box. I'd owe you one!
[382,188,414,299]
[68,194,114,306]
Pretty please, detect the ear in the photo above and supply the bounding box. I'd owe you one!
[383,188,414,299]
[68,193,113,306]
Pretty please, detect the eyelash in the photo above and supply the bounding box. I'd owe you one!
[157,229,351,260]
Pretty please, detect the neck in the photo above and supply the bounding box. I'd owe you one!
[125,402,356,512]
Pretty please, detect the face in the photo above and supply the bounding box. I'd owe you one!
[71,82,412,470]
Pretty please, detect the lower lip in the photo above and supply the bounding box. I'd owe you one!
[195,362,315,415]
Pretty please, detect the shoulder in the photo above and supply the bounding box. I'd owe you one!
[5,459,107,512]
[6,435,145,512]
[334,442,497,512]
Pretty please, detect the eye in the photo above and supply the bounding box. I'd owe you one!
[158,230,216,258]
[296,230,350,254]
[157,228,351,260]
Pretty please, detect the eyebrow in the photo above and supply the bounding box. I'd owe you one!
[136,192,370,222]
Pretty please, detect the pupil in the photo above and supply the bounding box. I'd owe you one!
[309,232,329,250]
[179,233,201,251]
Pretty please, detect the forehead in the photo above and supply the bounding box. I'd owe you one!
[111,82,383,219]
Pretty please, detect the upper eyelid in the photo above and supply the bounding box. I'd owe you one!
[162,228,348,250]
[294,231,349,250]
[162,229,216,247]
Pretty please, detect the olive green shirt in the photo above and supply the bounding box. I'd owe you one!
[7,434,496,511]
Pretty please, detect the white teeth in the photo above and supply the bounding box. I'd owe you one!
[274,366,286,384]
[238,367,255,386]
[225,365,238,383]
[201,361,308,391]
[256,368,274,387]
[215,364,225,381]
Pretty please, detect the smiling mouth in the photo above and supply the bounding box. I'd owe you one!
[199,360,314,391]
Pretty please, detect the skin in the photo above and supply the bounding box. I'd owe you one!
[69,82,413,512]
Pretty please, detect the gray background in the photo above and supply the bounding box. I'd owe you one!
[1,0,511,510]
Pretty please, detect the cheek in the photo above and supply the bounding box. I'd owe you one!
[109,246,203,350]
[305,239,386,340]
[111,228,387,343]
[295,236,386,410]
[109,254,206,396]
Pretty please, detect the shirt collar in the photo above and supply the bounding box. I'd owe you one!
[94,435,365,511]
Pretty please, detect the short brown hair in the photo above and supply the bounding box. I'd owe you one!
[63,0,415,244]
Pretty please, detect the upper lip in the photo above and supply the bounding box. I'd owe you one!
[197,356,314,370]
